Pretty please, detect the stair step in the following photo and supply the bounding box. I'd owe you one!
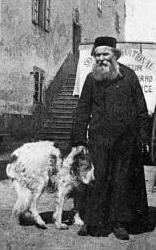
[54,117,74,122]
[42,126,72,132]
[44,112,75,121]
[45,120,74,125]
[67,74,75,78]
[66,81,75,86]
[64,83,75,88]
[54,97,78,101]
[39,130,71,134]
[57,96,78,101]
[50,104,77,109]
[48,113,74,119]
[53,113,74,118]
[53,99,78,105]
[52,108,74,114]
[44,121,74,127]
[58,92,73,97]
[66,77,75,80]
[62,85,74,91]
[61,89,74,93]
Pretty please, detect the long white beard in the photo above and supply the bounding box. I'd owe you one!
[92,59,120,81]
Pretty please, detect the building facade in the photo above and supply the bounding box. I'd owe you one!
[0,0,126,140]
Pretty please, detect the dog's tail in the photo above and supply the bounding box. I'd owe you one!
[12,180,32,216]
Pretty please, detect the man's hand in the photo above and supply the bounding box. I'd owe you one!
[142,143,150,154]
[76,145,87,154]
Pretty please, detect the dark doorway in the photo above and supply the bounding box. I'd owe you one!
[73,20,81,72]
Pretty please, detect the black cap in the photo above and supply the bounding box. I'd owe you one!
[91,36,121,59]
[94,36,117,49]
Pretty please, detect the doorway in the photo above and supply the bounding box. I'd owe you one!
[73,20,81,71]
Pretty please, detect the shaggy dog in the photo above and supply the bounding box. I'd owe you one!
[6,141,94,229]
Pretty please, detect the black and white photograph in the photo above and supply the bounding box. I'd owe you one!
[0,0,156,249]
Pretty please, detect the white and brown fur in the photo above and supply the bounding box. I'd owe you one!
[6,141,94,229]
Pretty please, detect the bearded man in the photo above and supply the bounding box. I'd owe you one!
[72,37,152,240]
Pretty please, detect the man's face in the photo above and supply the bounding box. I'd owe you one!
[94,46,115,67]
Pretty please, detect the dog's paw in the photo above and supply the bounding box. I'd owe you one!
[74,218,84,226]
[73,213,84,226]
[36,222,48,229]
[55,222,69,230]
[35,217,47,229]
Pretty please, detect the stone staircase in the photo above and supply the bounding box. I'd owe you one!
[37,75,79,147]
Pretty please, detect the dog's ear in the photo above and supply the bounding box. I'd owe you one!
[8,154,18,164]
[50,154,57,167]
[70,166,77,176]
[70,152,82,176]
[49,155,58,180]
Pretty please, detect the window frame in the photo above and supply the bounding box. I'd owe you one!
[33,67,45,104]
[97,0,102,15]
[115,12,120,34]
[32,0,51,32]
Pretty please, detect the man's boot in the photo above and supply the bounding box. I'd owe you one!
[78,224,89,236]
[113,223,129,240]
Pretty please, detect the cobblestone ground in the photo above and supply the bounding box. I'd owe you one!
[0,157,156,250]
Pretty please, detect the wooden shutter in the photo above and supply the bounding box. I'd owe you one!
[32,0,39,24]
[39,72,45,102]
[45,0,51,32]
[34,71,39,102]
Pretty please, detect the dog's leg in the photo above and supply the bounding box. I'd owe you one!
[11,180,31,220]
[53,180,70,230]
[29,183,47,229]
[73,189,85,226]
[73,212,84,226]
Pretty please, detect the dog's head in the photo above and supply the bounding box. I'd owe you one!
[70,151,95,185]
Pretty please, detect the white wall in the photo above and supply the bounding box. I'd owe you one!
[125,0,156,42]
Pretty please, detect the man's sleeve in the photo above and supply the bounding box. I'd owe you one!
[151,110,156,162]
[131,71,150,144]
[71,74,93,147]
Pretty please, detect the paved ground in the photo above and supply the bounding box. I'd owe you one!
[0,154,156,250]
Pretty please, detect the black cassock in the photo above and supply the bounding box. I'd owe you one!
[72,64,149,228]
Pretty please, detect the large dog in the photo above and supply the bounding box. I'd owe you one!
[6,141,94,229]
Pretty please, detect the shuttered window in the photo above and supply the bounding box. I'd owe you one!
[45,0,51,31]
[33,68,45,103]
[115,12,120,34]
[32,0,39,24]
[32,0,51,32]
[97,0,102,14]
